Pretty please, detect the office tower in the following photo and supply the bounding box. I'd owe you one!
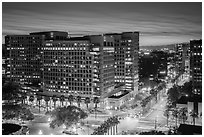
[5,35,45,85]
[88,35,115,97]
[175,43,190,75]
[2,44,9,83]
[42,39,93,98]
[5,31,68,86]
[150,50,168,80]
[42,35,115,98]
[190,40,202,95]
[106,32,139,96]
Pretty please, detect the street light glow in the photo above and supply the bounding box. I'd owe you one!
[48,117,51,122]
[63,124,66,129]
[38,130,43,135]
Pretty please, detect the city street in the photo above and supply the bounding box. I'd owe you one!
[118,95,169,133]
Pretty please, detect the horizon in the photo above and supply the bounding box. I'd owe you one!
[2,2,202,46]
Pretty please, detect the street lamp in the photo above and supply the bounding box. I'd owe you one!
[63,124,66,129]
[48,117,51,122]
[38,130,43,135]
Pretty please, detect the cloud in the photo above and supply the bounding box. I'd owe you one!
[2,2,202,46]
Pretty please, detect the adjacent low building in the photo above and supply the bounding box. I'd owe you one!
[176,96,202,126]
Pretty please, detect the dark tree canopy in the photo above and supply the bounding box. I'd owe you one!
[2,104,34,121]
[2,82,21,101]
[49,106,88,129]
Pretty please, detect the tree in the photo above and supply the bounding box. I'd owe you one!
[20,93,27,104]
[180,81,193,97]
[109,116,120,135]
[68,95,74,106]
[2,104,34,121]
[2,81,21,101]
[179,107,188,124]
[60,95,65,107]
[85,97,90,110]
[52,95,58,109]
[76,96,81,108]
[167,86,180,106]
[172,107,179,127]
[49,106,88,130]
[44,96,50,112]
[91,116,120,135]
[139,130,165,135]
[37,95,43,113]
[189,110,198,125]
[93,97,100,119]
[164,107,171,127]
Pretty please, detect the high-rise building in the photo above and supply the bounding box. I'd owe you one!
[42,39,93,98]
[190,40,202,95]
[5,31,68,86]
[88,35,115,97]
[175,43,190,76]
[5,35,45,85]
[5,31,139,109]
[42,35,115,99]
[151,50,168,80]
[105,32,139,96]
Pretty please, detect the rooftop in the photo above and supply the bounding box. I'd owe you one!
[177,124,202,135]
[108,90,129,99]
[177,95,202,104]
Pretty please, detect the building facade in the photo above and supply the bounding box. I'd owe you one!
[42,40,93,98]
[88,35,115,97]
[5,31,68,86]
[190,40,202,95]
[105,32,139,96]
[175,43,190,76]
[5,35,45,85]
[5,31,139,109]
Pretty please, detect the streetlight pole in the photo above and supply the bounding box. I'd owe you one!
[154,117,157,130]
[87,121,89,135]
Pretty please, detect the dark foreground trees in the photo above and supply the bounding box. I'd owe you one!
[49,106,88,129]
[92,116,120,135]
[139,130,165,135]
[2,104,34,121]
[2,82,21,101]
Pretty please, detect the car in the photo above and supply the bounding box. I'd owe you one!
[62,130,78,135]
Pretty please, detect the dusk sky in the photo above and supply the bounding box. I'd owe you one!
[2,2,202,46]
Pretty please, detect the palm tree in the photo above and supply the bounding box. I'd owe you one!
[37,95,43,113]
[29,95,34,106]
[44,96,50,112]
[112,116,120,135]
[172,107,179,127]
[93,97,100,119]
[85,97,90,110]
[179,107,188,124]
[189,110,198,125]
[164,108,171,127]
[68,95,74,106]
[20,93,27,105]
[60,95,65,107]
[76,96,81,108]
[52,95,58,109]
